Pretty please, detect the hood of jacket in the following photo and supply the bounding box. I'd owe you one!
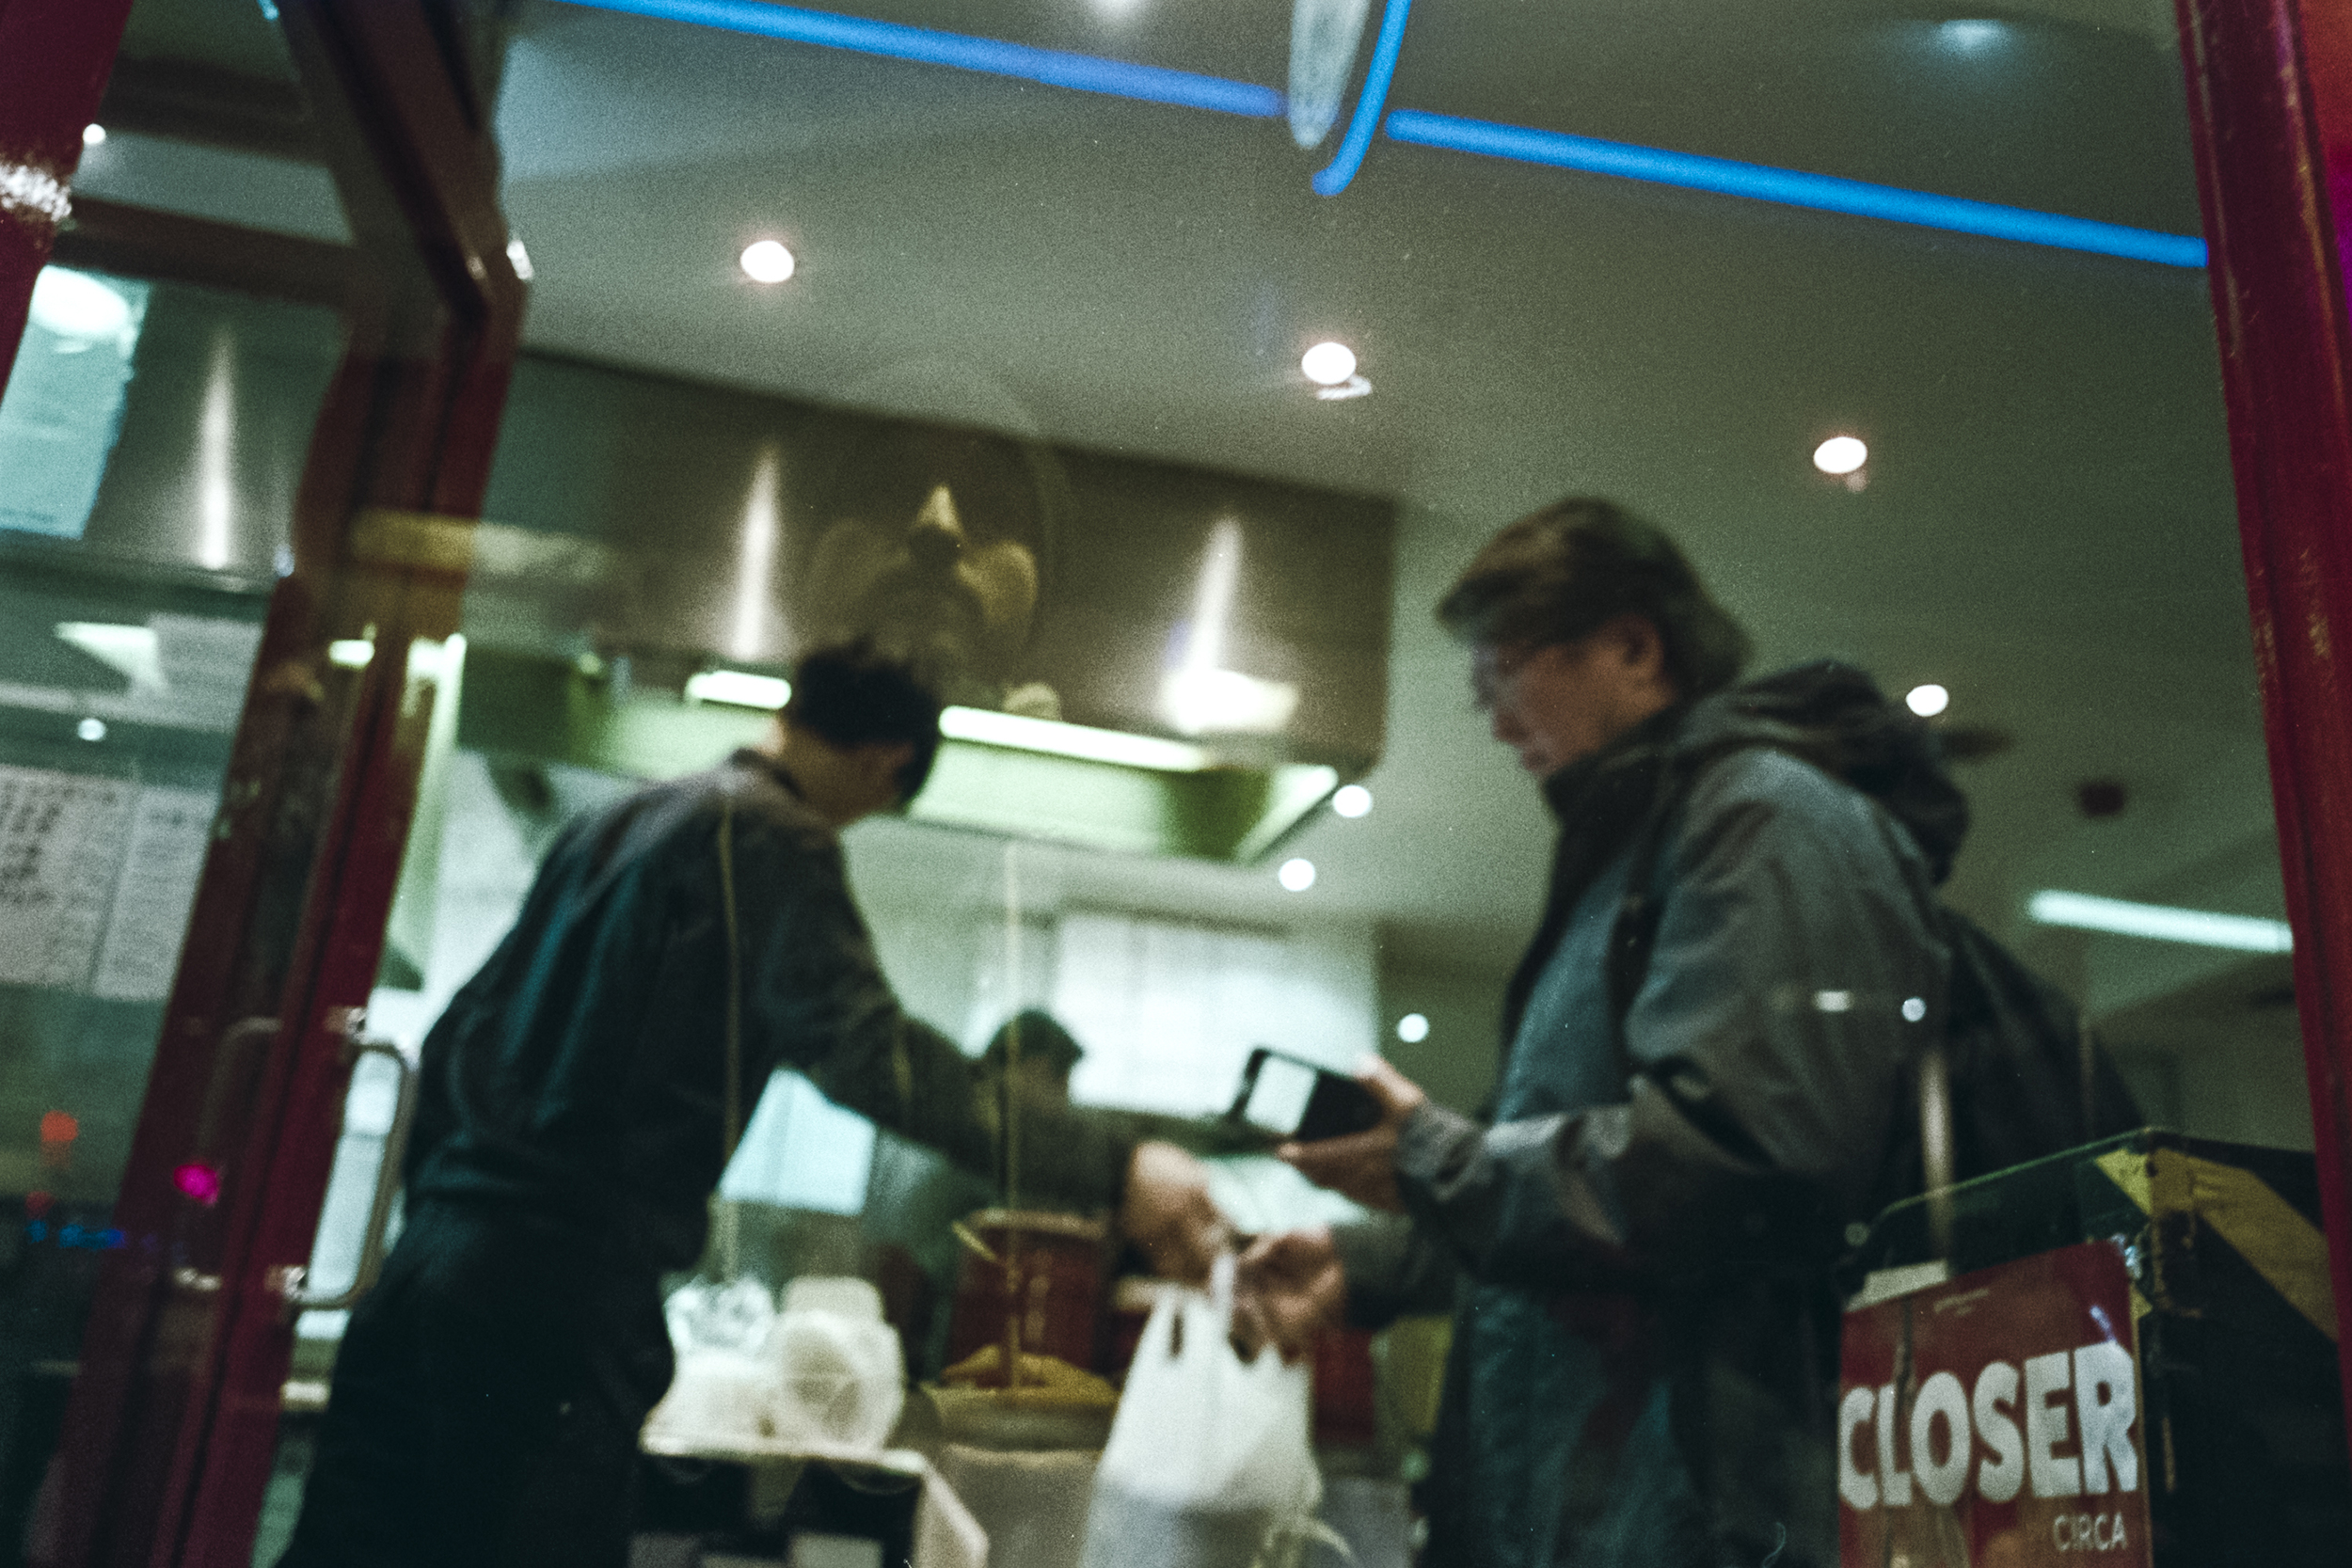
[1673,659,1970,884]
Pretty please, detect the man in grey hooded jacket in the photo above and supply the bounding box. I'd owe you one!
[1242,500,1960,1568]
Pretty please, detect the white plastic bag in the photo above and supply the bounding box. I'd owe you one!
[1078,1259,1323,1568]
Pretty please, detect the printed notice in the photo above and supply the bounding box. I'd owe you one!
[92,787,217,1002]
[0,766,137,990]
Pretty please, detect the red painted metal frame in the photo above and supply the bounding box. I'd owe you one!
[0,0,138,387]
[2175,0,2352,1444]
[21,3,521,1564]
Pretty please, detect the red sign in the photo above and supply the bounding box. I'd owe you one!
[1840,1242,2153,1566]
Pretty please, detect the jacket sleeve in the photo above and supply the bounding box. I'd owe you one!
[1332,1213,1461,1328]
[1392,752,1949,1290]
[734,819,1134,1214]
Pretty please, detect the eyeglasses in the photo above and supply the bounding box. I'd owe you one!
[1470,642,1545,712]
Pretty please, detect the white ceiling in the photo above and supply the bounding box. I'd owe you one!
[90,0,2283,1043]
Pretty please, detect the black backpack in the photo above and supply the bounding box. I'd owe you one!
[1604,669,2141,1204]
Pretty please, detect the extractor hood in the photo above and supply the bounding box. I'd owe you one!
[455,354,1394,862]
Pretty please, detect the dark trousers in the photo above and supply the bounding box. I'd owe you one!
[278,1202,673,1568]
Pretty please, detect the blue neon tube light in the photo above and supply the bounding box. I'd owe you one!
[566,0,1284,118]
[553,0,2208,270]
[1383,109,2209,268]
[1312,0,1415,197]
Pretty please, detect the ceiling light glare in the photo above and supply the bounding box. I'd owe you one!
[82,124,106,149]
[76,718,106,742]
[1813,436,1868,476]
[1300,341,1357,386]
[2027,890,2294,953]
[1906,683,1950,718]
[1395,1012,1430,1044]
[685,669,792,710]
[326,640,375,670]
[28,269,132,341]
[740,240,797,283]
[1331,784,1373,818]
[1939,20,2006,51]
[1278,857,1318,892]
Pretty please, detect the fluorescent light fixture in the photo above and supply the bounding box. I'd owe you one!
[1906,684,1949,718]
[940,705,1211,771]
[685,669,792,709]
[1301,341,1357,386]
[1380,110,2210,269]
[2028,890,2294,953]
[55,622,165,691]
[1278,856,1317,892]
[1395,1012,1428,1043]
[326,640,375,669]
[1331,783,1372,817]
[1311,0,1414,196]
[565,0,1282,118]
[740,240,796,282]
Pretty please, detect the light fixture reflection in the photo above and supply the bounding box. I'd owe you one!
[1278,857,1317,892]
[1331,783,1372,817]
[198,330,235,570]
[1301,341,1357,386]
[1906,684,1950,718]
[731,447,782,659]
[1938,20,2006,51]
[2027,890,2294,953]
[941,705,1210,771]
[1162,519,1299,735]
[740,240,797,282]
[1395,1012,1429,1043]
[28,269,132,341]
[1813,436,1868,476]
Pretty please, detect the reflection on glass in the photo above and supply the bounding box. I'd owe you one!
[0,268,148,541]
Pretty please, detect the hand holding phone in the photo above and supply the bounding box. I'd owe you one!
[1228,1047,1386,1143]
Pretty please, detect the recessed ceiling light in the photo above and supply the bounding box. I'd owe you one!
[1300,341,1357,386]
[76,718,106,742]
[740,240,796,283]
[1906,684,1950,718]
[1278,857,1317,892]
[1813,436,1868,476]
[82,124,106,148]
[1395,1012,1429,1043]
[1331,784,1372,818]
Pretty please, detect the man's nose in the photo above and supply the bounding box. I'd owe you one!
[907,483,966,572]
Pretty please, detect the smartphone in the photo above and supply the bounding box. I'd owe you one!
[1228,1047,1385,1142]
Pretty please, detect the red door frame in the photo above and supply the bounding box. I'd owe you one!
[5,3,519,1565]
[2174,0,2352,1442]
[0,0,140,388]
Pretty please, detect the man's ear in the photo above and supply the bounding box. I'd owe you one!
[1602,612,1666,675]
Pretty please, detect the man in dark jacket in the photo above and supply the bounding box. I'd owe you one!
[1241,501,1956,1568]
[281,642,1227,1568]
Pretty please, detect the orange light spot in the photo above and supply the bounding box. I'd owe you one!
[40,1111,78,1144]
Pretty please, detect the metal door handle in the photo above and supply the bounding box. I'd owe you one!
[280,1015,420,1317]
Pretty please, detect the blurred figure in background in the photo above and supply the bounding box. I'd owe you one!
[280,644,1225,1568]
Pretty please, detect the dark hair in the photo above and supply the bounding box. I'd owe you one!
[1435,498,1751,699]
[785,641,946,801]
[979,1009,1084,1077]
